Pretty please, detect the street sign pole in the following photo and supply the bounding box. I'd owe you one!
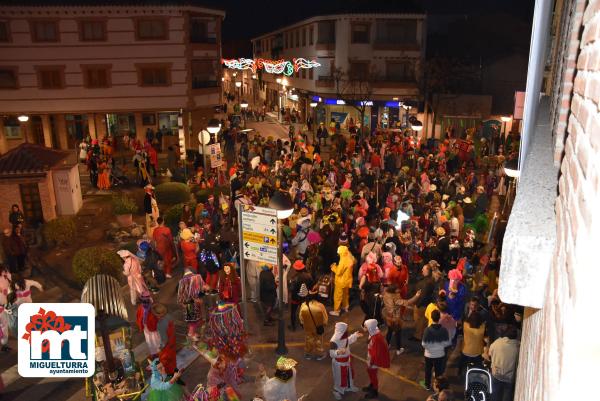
[275,219,287,355]
[237,203,249,332]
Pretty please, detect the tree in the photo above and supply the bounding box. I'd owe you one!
[422,57,480,138]
[333,66,378,139]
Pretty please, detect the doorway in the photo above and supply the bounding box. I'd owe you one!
[19,183,44,226]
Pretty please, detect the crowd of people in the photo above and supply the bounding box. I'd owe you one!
[111,103,523,401]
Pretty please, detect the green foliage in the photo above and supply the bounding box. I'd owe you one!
[72,246,123,285]
[112,194,139,215]
[155,182,190,206]
[163,203,185,234]
[42,217,76,247]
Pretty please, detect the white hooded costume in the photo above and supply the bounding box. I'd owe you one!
[329,322,359,398]
[262,368,297,401]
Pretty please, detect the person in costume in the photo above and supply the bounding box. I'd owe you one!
[144,184,159,237]
[153,217,176,279]
[444,268,467,321]
[329,322,362,399]
[206,354,242,400]
[258,357,298,401]
[362,319,391,399]
[177,270,208,341]
[118,250,148,305]
[298,289,328,360]
[136,291,161,356]
[0,300,10,352]
[147,358,184,401]
[218,263,241,309]
[179,229,199,273]
[330,246,355,316]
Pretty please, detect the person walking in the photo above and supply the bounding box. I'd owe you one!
[411,263,435,341]
[287,260,313,331]
[362,319,390,399]
[382,286,421,355]
[118,250,149,305]
[421,310,451,391]
[152,217,176,279]
[487,326,520,401]
[7,226,28,273]
[259,264,276,326]
[298,290,328,360]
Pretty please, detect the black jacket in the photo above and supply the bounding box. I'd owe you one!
[259,269,276,305]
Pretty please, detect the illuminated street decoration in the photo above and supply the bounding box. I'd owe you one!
[222,58,321,76]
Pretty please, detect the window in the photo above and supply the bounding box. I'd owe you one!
[317,21,335,44]
[309,68,313,80]
[376,20,417,45]
[82,65,110,88]
[0,68,17,89]
[20,183,43,226]
[386,60,415,81]
[0,21,10,42]
[31,20,58,42]
[37,66,64,89]
[191,59,217,88]
[309,26,314,45]
[136,19,167,40]
[301,69,306,79]
[295,30,299,47]
[190,17,216,43]
[350,61,369,80]
[351,23,370,44]
[3,116,21,139]
[80,20,106,41]
[302,28,306,46]
[142,113,156,125]
[138,65,170,86]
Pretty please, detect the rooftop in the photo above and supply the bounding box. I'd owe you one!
[0,0,225,14]
[0,143,71,178]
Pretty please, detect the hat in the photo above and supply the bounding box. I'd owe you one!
[292,260,305,271]
[428,260,440,268]
[364,319,379,336]
[477,185,485,193]
[138,240,150,252]
[117,250,136,259]
[463,197,472,204]
[339,232,349,245]
[275,357,297,371]
[330,322,349,343]
[144,184,155,190]
[180,228,193,241]
[442,194,449,201]
[430,184,437,192]
[328,215,338,223]
[435,227,446,236]
[152,303,168,318]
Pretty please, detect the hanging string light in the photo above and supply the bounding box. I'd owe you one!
[221,58,321,76]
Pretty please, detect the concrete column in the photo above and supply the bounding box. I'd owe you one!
[55,114,69,150]
[41,115,53,148]
[134,112,144,141]
[95,114,108,139]
[87,113,97,140]
[0,119,7,154]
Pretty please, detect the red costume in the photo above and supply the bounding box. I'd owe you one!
[364,319,390,392]
[153,225,175,275]
[159,321,177,375]
[136,304,159,332]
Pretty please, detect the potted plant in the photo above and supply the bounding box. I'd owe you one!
[112,194,138,227]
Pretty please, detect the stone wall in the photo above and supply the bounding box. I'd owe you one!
[514,0,600,399]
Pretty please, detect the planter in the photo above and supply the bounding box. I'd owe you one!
[116,213,133,228]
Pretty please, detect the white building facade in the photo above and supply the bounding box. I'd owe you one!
[243,13,426,131]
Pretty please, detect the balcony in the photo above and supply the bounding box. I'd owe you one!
[372,79,418,89]
[190,34,217,44]
[316,76,335,88]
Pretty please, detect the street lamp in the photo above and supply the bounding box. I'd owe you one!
[500,115,512,147]
[235,81,242,104]
[207,118,221,135]
[198,129,211,171]
[18,115,29,122]
[268,190,294,355]
[411,120,423,132]
[276,78,283,122]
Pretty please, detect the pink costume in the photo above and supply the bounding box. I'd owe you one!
[358,252,384,282]
[0,270,11,305]
[118,250,149,305]
[381,252,394,286]
[14,279,43,305]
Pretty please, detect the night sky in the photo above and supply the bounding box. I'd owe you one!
[206,0,536,41]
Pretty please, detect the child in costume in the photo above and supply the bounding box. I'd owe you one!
[329,322,362,400]
[258,357,298,401]
[136,291,161,356]
[362,319,391,399]
[177,270,209,341]
[118,250,149,305]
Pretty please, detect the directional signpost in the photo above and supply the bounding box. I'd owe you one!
[237,204,279,331]
[241,206,278,264]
